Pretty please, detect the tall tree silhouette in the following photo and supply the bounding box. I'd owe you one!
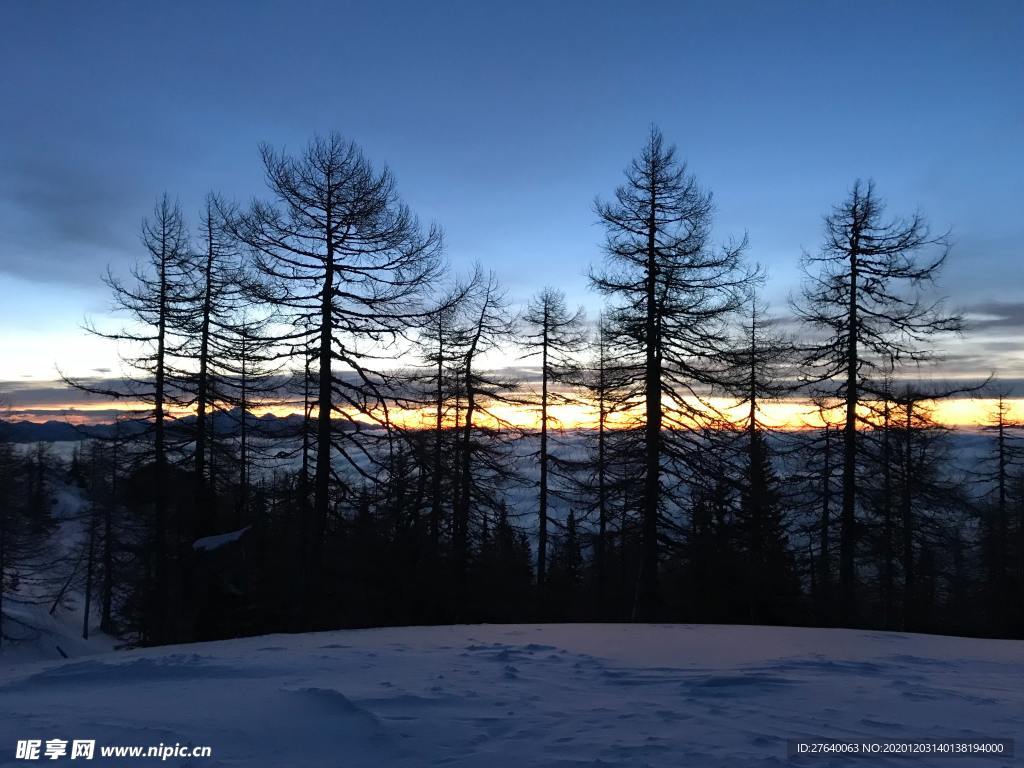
[450,271,520,610]
[176,193,247,536]
[520,287,586,607]
[407,272,480,557]
[215,310,281,528]
[590,127,753,619]
[420,297,460,552]
[65,195,192,643]
[236,134,443,624]
[726,296,799,622]
[975,390,1023,633]
[575,312,636,608]
[793,180,961,624]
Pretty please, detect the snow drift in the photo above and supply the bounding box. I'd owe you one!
[0,624,1021,767]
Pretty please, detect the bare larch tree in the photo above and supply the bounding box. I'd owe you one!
[236,133,443,625]
[520,286,586,607]
[792,180,961,624]
[590,127,753,620]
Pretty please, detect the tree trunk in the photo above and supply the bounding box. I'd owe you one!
[840,237,859,625]
[537,311,549,608]
[596,353,608,607]
[901,402,915,630]
[638,192,661,620]
[311,199,336,626]
[153,224,170,643]
[101,428,118,634]
[454,363,476,602]
[238,343,248,528]
[82,502,97,640]
[194,208,215,537]
[881,402,894,629]
[818,424,832,622]
[431,322,444,549]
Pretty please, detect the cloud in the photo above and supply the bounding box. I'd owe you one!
[963,300,1024,333]
[0,144,145,285]
[0,380,128,408]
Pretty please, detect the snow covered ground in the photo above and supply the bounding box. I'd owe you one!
[0,624,1021,767]
[0,599,114,665]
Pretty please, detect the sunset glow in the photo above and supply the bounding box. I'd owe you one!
[11,395,1023,431]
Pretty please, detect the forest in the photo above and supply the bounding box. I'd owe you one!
[1,127,1021,649]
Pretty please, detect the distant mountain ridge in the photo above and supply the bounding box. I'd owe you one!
[0,410,315,443]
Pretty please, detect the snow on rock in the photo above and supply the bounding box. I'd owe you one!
[192,526,251,552]
[0,624,1021,767]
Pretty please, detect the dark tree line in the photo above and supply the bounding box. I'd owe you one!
[4,127,1022,649]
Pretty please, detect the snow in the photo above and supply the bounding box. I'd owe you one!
[0,598,114,665]
[1,624,1021,766]
[0,473,116,666]
[192,526,251,552]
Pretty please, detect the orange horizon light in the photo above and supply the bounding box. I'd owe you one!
[5,396,1023,431]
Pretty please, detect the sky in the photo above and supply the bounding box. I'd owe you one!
[1,1,1022,409]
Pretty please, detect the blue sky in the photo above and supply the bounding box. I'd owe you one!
[1,0,1022,385]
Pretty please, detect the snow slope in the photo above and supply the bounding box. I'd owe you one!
[0,597,114,665]
[0,624,1021,767]
[0,472,117,665]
